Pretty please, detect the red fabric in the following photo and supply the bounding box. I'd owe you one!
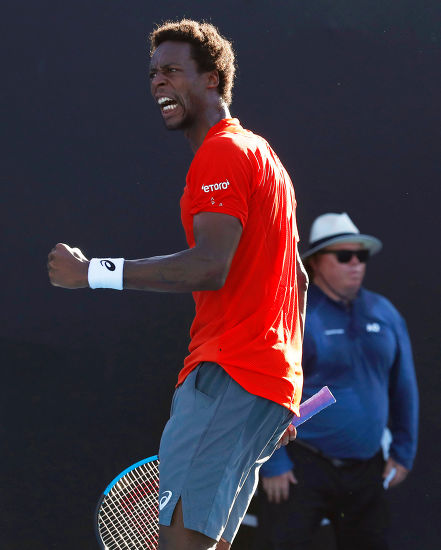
[178,119,303,413]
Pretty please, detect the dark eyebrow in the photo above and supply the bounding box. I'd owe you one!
[149,62,181,71]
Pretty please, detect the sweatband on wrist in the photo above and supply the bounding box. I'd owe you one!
[88,258,124,290]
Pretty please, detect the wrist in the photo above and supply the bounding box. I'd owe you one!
[79,261,90,288]
[88,258,125,290]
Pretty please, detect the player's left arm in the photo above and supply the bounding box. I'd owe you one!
[273,248,308,447]
[48,212,243,292]
[296,245,309,341]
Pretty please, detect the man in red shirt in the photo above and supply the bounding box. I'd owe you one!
[48,19,307,550]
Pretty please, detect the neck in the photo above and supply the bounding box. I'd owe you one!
[313,275,358,306]
[185,102,231,153]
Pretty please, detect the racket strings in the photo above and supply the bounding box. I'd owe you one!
[122,474,158,544]
[100,464,159,549]
[98,459,160,549]
[108,469,158,548]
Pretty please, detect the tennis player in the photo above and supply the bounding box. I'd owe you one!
[47,19,307,550]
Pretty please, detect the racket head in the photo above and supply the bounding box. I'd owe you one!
[95,455,160,550]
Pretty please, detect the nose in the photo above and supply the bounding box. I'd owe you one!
[150,70,167,94]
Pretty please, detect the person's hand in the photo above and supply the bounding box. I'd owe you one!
[276,423,297,449]
[47,243,89,289]
[383,457,409,488]
[262,470,298,503]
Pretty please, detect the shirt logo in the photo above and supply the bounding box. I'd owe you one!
[324,329,345,336]
[159,490,173,510]
[201,180,230,193]
[366,323,381,333]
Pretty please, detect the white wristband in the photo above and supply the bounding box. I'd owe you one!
[88,258,125,290]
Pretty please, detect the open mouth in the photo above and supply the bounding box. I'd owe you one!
[157,96,179,114]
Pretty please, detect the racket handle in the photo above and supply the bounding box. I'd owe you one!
[292,386,336,427]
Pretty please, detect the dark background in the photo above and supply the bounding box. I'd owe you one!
[2,1,440,548]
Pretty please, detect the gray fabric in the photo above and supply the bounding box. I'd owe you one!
[158,362,293,543]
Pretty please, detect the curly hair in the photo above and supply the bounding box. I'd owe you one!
[149,19,236,106]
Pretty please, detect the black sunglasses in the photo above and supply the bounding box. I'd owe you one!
[317,249,370,263]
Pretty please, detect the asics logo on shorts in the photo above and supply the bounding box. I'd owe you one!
[159,490,173,510]
[201,180,230,193]
[100,260,116,271]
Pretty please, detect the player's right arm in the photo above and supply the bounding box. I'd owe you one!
[123,211,242,292]
[48,211,242,292]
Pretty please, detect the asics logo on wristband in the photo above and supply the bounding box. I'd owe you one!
[100,260,116,271]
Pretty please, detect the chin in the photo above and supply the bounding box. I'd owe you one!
[162,116,182,131]
[346,285,362,297]
[164,121,182,131]
[167,112,195,132]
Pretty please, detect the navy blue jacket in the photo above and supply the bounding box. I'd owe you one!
[262,284,419,476]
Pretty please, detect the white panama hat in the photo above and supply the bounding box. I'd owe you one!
[302,212,383,260]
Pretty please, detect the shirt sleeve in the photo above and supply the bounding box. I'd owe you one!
[260,445,294,477]
[186,137,252,227]
[388,313,419,470]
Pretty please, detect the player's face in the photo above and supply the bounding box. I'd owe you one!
[311,242,367,299]
[149,41,209,131]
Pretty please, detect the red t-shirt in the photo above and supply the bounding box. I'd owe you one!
[178,119,303,414]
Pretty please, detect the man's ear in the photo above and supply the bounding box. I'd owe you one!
[206,70,220,90]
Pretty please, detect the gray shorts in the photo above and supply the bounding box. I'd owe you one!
[158,362,293,543]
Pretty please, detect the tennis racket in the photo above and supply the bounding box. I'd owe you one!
[95,386,335,550]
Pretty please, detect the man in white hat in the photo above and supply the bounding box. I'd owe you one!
[256,213,419,550]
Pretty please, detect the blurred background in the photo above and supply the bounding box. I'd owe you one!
[2,1,440,548]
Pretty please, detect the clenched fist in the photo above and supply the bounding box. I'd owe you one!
[47,243,89,289]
